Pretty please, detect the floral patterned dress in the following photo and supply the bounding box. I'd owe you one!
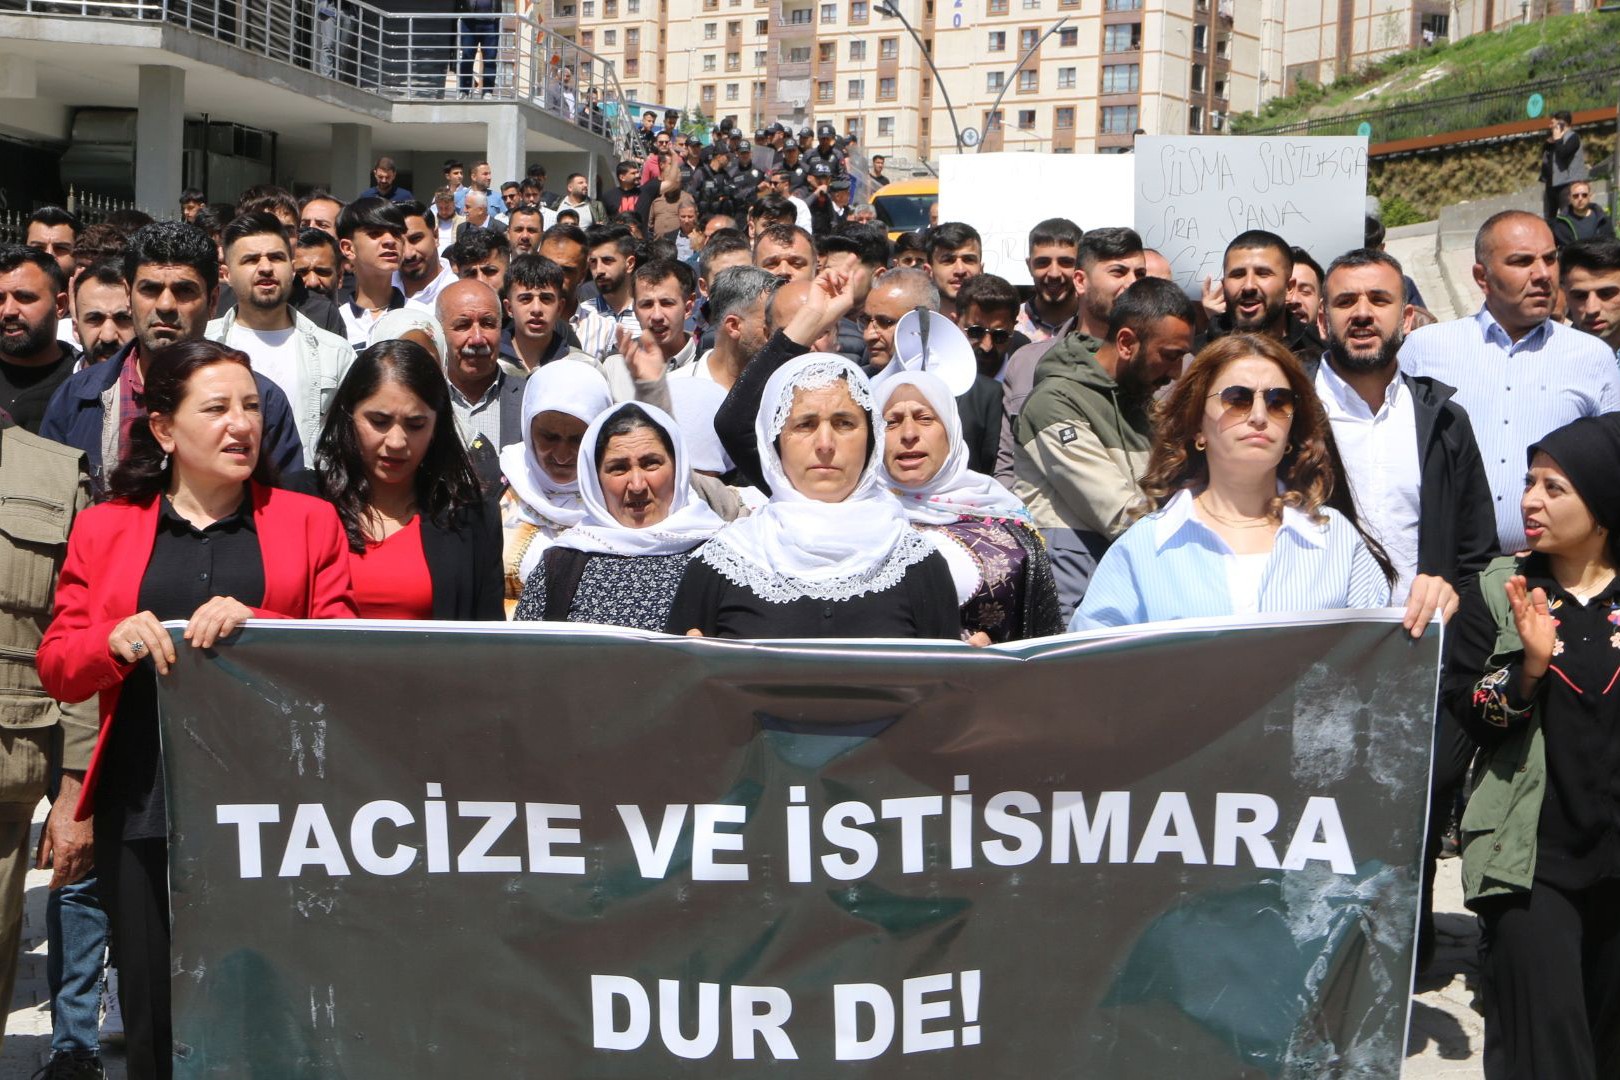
[922,516,1063,642]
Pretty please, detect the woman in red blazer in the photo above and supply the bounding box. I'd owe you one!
[37,340,356,1080]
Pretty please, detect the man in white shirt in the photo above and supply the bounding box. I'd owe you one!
[335,198,407,348]
[586,225,642,334]
[208,212,356,463]
[602,258,698,399]
[396,201,461,310]
[672,264,777,390]
[556,174,599,230]
[1398,210,1620,552]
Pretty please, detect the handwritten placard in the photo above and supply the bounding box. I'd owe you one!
[1134,135,1368,298]
[938,153,1136,286]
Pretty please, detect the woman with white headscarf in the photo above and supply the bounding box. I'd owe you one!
[877,370,1063,643]
[666,354,960,639]
[513,402,724,630]
[495,361,613,611]
[369,307,448,363]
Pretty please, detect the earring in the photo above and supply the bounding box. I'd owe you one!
[1285,443,1293,454]
[1193,435,1206,451]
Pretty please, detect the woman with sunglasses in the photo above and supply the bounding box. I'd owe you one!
[1071,334,1393,630]
[1441,415,1620,1080]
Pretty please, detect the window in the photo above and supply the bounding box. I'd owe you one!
[1057,66,1075,88]
[819,41,835,61]
[1100,104,1138,133]
[755,80,766,97]
[624,57,638,75]
[1215,35,1229,58]
[1214,78,1226,99]
[1103,0,1139,8]
[820,2,836,20]
[1103,23,1140,52]
[1017,109,1035,129]
[703,53,716,70]
[846,117,862,137]
[580,29,594,46]
[880,36,898,58]
[850,40,866,60]
[728,51,741,69]
[1100,63,1137,92]
[727,82,739,100]
[581,60,592,77]
[848,77,865,98]
[755,50,766,66]
[702,83,716,103]
[988,30,1006,50]
[988,0,1007,12]
[581,0,594,14]
[986,70,1004,91]
[1019,27,1038,50]
[878,116,894,136]
[1022,0,1039,7]
[628,0,640,9]
[1190,63,1204,92]
[755,17,767,31]
[626,27,639,45]
[879,76,895,98]
[1017,69,1036,91]
[1193,25,1206,51]
[1054,105,1074,128]
[704,21,717,37]
[1420,12,1449,43]
[1058,26,1076,45]
[603,0,616,15]
[603,28,616,44]
[851,0,869,18]
[1188,105,1203,132]
[789,45,811,60]
[788,6,812,20]
[817,79,834,101]
[984,109,1003,132]
[727,19,741,33]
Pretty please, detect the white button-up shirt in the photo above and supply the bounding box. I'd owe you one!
[1398,306,1620,552]
[1315,361,1422,601]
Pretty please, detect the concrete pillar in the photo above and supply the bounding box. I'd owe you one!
[486,105,524,189]
[330,123,373,200]
[135,65,185,215]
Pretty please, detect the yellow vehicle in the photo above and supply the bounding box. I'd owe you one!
[871,177,938,240]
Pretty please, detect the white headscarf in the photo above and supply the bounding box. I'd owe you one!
[555,402,726,557]
[875,370,1033,527]
[369,308,447,362]
[497,361,613,531]
[697,353,934,603]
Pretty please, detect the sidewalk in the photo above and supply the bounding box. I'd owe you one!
[1,799,1483,1078]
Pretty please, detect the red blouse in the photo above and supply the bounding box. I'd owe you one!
[348,517,434,620]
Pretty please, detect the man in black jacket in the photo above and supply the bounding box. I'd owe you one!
[1313,247,1494,973]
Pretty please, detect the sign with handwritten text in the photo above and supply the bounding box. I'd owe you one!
[938,153,1135,286]
[1134,135,1368,298]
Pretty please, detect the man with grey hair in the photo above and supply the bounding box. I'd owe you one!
[1398,208,1620,551]
[437,277,527,488]
[672,265,781,390]
[458,190,506,238]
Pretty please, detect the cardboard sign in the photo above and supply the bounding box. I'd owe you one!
[1134,135,1369,297]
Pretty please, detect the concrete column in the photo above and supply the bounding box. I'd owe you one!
[330,123,373,200]
[135,65,185,215]
[486,105,524,189]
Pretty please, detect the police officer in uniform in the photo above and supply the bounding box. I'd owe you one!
[752,128,777,175]
[689,146,739,219]
[809,122,846,177]
[730,140,766,214]
[797,126,815,154]
[805,160,838,235]
[779,141,810,196]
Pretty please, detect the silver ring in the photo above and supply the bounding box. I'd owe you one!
[129,640,145,654]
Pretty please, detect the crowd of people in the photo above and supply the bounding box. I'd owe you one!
[1,135,1619,1079]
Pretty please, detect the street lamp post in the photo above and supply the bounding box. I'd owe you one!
[874,0,964,156]
[979,16,1071,152]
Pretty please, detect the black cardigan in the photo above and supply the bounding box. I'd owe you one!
[284,473,505,621]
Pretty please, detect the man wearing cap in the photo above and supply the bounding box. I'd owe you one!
[730,142,765,212]
[778,142,809,196]
[752,128,778,175]
[689,147,739,220]
[805,162,838,236]
[797,126,815,153]
[809,122,846,177]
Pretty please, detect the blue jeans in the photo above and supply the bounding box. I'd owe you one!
[460,19,499,92]
[47,872,108,1053]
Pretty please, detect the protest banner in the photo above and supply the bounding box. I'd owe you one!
[937,152,1135,285]
[158,614,1436,1077]
[1134,135,1369,298]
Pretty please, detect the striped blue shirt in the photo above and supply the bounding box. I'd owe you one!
[1070,490,1391,631]
[1397,306,1620,552]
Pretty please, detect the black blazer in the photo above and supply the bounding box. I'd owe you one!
[284,474,505,621]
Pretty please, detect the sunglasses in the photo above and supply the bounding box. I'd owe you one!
[1208,385,1297,419]
[965,325,1012,345]
[855,311,900,331]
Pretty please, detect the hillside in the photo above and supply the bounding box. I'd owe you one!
[1232,11,1620,135]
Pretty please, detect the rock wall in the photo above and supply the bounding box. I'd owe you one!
[1370,126,1615,220]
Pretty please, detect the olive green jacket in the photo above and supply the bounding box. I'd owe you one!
[1459,555,1546,907]
[0,426,97,772]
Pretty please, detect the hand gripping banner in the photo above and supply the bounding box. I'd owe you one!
[155,613,1439,1077]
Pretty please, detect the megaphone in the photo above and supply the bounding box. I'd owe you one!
[875,307,977,397]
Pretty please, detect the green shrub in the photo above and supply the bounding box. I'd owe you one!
[1379,194,1427,228]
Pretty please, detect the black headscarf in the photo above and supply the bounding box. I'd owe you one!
[1527,413,1620,532]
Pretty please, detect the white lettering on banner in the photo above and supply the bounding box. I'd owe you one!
[214,780,1356,881]
[1134,135,1368,300]
[590,971,983,1062]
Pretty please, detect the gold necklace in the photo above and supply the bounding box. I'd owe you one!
[1196,497,1275,529]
